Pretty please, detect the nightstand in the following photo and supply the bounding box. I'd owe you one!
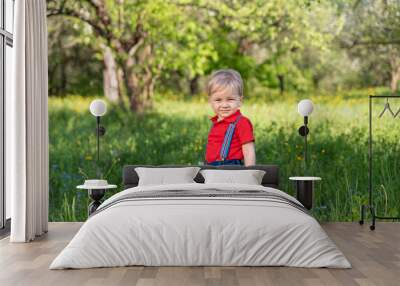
[77,183,117,216]
[289,177,321,210]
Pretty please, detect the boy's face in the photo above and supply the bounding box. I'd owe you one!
[209,86,242,120]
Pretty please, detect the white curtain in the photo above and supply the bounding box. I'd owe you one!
[8,0,49,242]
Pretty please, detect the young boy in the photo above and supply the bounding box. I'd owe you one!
[205,69,256,166]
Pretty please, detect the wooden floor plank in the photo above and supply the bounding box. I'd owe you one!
[0,222,399,286]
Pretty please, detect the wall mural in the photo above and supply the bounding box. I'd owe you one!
[45,0,400,222]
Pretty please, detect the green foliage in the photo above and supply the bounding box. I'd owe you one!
[48,0,361,100]
[49,90,400,222]
[191,0,342,92]
[60,193,77,221]
[47,17,104,97]
[339,0,400,91]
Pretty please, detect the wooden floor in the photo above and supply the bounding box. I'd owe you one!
[0,222,399,286]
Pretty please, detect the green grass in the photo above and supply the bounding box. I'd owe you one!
[49,88,400,222]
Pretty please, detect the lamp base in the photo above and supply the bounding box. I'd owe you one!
[88,189,106,215]
[295,180,314,210]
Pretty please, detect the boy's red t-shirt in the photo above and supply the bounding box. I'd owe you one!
[205,110,255,163]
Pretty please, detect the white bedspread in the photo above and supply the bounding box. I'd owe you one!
[50,183,351,269]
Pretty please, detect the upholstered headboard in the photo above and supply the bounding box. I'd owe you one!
[122,165,279,189]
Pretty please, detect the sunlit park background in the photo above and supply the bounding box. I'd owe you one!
[46,0,400,222]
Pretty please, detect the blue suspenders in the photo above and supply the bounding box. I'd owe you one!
[205,115,242,164]
[219,115,242,161]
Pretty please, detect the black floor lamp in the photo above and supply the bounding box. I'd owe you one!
[297,99,314,173]
[89,99,107,178]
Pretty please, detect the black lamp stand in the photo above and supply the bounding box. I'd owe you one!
[298,116,310,173]
[95,116,106,178]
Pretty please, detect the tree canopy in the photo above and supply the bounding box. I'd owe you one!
[47,0,400,111]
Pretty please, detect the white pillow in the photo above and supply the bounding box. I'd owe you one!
[200,169,266,185]
[135,167,201,186]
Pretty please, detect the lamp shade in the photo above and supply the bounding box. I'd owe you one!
[89,99,107,117]
[298,99,314,117]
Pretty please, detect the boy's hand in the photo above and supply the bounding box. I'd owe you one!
[242,142,256,166]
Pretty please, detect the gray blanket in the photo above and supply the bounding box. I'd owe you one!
[92,189,310,217]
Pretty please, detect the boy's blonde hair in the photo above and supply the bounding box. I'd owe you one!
[207,69,243,97]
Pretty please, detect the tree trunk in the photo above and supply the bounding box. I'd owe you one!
[117,67,126,107]
[119,44,155,113]
[277,74,285,94]
[391,67,400,94]
[122,62,152,114]
[312,75,320,89]
[189,75,200,96]
[102,46,120,103]
[125,69,141,113]
[59,57,67,95]
[389,49,400,94]
[58,21,67,96]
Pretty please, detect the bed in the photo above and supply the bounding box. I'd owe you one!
[50,165,351,269]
